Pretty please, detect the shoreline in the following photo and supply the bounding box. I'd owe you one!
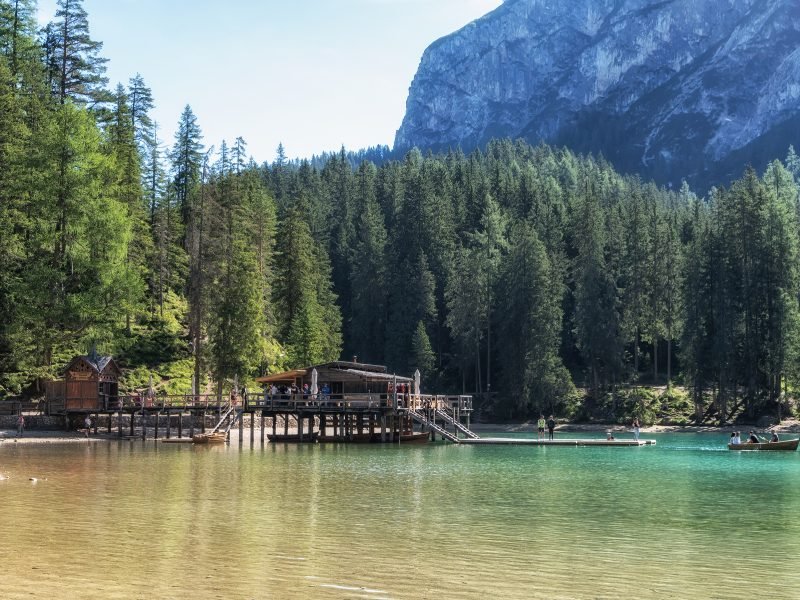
[4,419,800,444]
[468,420,800,434]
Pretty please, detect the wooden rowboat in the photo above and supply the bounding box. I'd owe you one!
[728,438,799,451]
[192,432,227,444]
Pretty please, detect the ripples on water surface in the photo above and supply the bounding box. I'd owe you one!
[2,433,800,599]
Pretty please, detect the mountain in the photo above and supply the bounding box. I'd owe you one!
[395,0,800,189]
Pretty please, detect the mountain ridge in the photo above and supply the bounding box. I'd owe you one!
[395,0,800,189]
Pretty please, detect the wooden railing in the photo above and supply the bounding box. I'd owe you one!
[44,394,231,412]
[0,397,46,415]
[244,392,472,413]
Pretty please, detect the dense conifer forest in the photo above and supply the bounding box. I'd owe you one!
[2,0,800,423]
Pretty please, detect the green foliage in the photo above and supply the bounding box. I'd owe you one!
[411,321,435,381]
[3,3,800,426]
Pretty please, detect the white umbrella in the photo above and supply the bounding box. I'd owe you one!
[414,369,421,398]
[311,368,319,396]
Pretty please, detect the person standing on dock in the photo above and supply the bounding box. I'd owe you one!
[84,416,92,438]
[537,415,546,440]
[547,415,556,440]
[632,418,640,441]
[16,414,24,437]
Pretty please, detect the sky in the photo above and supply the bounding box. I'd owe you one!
[37,0,503,164]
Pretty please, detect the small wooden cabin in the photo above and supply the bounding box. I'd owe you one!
[46,353,121,411]
[255,361,413,397]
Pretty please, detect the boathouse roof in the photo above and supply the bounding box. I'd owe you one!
[63,354,120,377]
[255,361,413,384]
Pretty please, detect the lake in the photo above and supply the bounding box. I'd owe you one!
[2,432,799,599]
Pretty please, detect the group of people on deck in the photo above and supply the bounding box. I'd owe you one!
[267,383,331,401]
[730,430,781,444]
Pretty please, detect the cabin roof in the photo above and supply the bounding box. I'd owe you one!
[64,354,120,376]
[255,369,308,383]
[255,361,412,384]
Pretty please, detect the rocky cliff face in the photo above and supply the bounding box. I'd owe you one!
[395,0,800,188]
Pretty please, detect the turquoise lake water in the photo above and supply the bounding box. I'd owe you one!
[1,432,799,599]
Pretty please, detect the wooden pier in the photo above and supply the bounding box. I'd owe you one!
[27,356,656,448]
[457,438,656,447]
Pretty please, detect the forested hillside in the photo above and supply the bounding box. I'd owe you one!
[2,0,800,423]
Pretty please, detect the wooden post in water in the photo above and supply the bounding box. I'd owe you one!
[178,412,183,438]
[283,414,288,436]
[298,415,304,442]
[250,411,255,446]
[189,411,194,438]
[320,414,326,438]
[239,409,244,444]
[381,415,387,442]
[260,412,265,444]
[202,409,206,433]
[166,410,171,439]
[272,415,277,437]
[154,411,159,439]
[93,414,98,435]
[107,413,112,435]
[129,410,135,437]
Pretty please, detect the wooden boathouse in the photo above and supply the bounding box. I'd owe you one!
[40,356,477,444]
[249,361,475,444]
[36,356,654,447]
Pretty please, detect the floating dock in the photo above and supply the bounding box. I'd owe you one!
[457,438,656,447]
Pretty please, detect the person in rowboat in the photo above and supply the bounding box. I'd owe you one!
[747,430,761,443]
[770,432,780,443]
[730,432,737,445]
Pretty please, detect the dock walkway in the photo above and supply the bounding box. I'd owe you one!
[458,438,656,447]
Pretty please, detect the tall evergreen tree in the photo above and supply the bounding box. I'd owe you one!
[47,0,108,105]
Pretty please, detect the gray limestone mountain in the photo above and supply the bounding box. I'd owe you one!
[394,0,800,189]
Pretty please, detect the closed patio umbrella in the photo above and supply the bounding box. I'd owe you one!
[311,368,319,396]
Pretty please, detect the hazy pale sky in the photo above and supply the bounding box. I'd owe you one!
[37,0,502,163]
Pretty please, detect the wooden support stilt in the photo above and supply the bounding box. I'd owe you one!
[166,410,171,439]
[239,410,244,443]
[93,414,98,435]
[118,409,123,438]
[260,412,265,444]
[154,412,159,439]
[381,415,387,443]
[129,410,135,437]
[107,413,112,435]
[202,409,206,433]
[283,414,288,436]
[272,415,277,437]
[142,410,147,441]
[178,412,183,439]
[298,415,304,442]
[250,412,255,445]
[189,412,195,438]
[320,414,327,437]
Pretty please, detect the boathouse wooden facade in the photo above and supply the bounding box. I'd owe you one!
[45,353,121,411]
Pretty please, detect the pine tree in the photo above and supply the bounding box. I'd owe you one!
[0,0,37,78]
[496,222,573,418]
[349,162,388,363]
[47,0,109,105]
[411,320,435,381]
[170,104,203,229]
